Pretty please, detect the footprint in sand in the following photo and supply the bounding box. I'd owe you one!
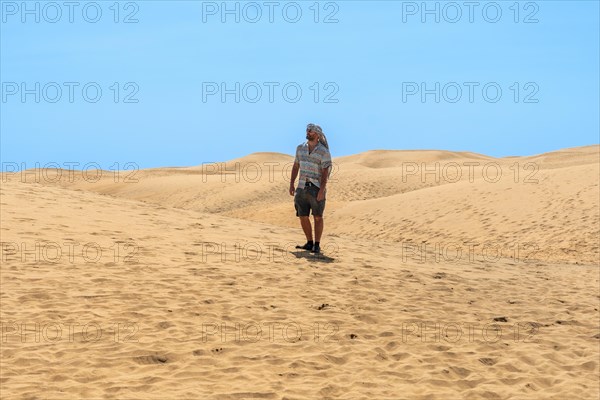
[134,354,169,365]
[479,358,496,366]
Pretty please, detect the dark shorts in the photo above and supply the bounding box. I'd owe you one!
[294,185,326,217]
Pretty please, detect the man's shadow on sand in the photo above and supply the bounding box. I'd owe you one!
[290,250,336,263]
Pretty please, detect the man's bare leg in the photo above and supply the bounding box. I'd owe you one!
[300,216,313,241]
[314,216,323,243]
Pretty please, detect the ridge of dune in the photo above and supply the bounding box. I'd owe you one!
[186,152,294,170]
[1,175,599,399]
[335,149,495,168]
[511,145,600,169]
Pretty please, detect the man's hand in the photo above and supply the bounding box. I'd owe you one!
[317,189,325,202]
[289,183,295,196]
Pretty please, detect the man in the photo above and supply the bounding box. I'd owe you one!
[289,123,332,254]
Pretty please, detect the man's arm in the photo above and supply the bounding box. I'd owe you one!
[289,161,299,196]
[317,167,329,201]
[319,167,328,191]
[318,149,332,200]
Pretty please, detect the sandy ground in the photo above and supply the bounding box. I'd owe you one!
[1,145,598,399]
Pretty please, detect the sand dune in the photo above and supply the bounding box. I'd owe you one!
[20,145,600,264]
[328,161,599,264]
[1,145,598,399]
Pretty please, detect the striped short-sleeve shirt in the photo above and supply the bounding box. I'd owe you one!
[294,141,332,189]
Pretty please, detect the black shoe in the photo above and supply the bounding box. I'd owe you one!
[295,242,313,251]
[310,243,321,254]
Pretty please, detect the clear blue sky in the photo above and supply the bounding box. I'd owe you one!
[1,0,599,169]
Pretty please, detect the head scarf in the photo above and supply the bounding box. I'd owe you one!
[307,123,329,150]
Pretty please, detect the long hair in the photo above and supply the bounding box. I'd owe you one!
[307,123,331,178]
[318,132,329,150]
